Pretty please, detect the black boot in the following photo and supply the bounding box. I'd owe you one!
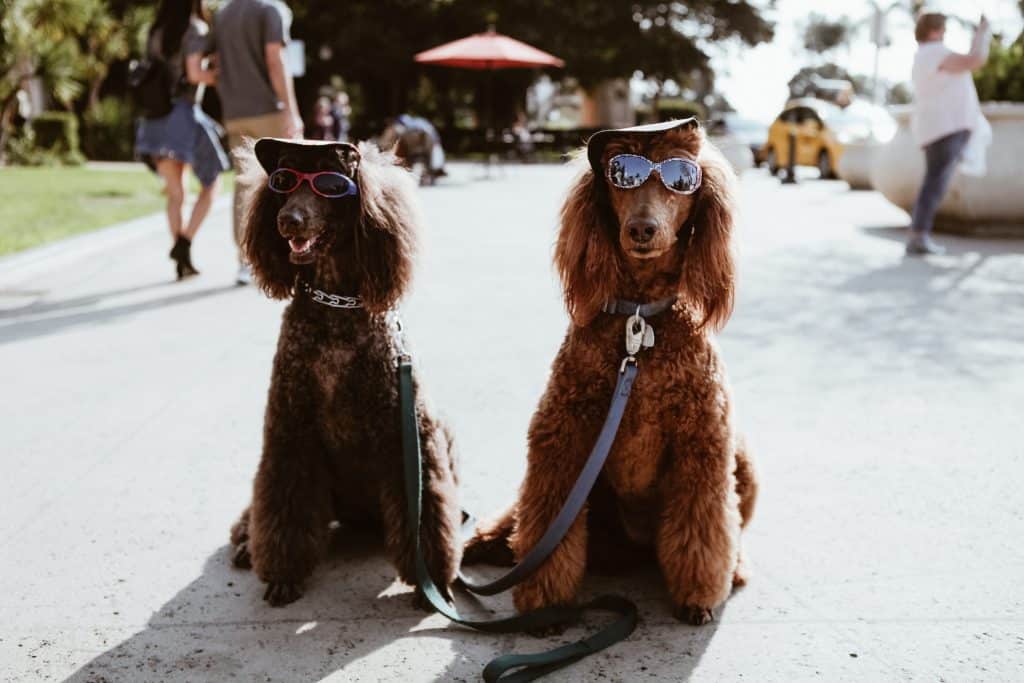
[171,236,199,280]
[170,235,188,261]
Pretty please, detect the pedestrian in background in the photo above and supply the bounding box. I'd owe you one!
[309,96,336,140]
[135,0,229,280]
[209,0,302,285]
[331,91,351,142]
[907,12,990,256]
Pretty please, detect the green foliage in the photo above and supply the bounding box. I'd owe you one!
[887,81,912,105]
[788,64,868,100]
[32,111,78,150]
[0,0,150,164]
[651,98,705,122]
[803,13,852,54]
[82,96,135,161]
[295,0,774,129]
[7,110,84,165]
[974,34,1024,103]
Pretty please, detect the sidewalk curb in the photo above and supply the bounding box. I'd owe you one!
[0,195,232,283]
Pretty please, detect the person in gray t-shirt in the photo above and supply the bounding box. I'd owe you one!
[209,0,304,284]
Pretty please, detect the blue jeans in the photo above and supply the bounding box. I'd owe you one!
[910,129,971,236]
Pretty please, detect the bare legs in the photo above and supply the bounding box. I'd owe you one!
[183,176,219,240]
[155,158,186,241]
[155,158,218,279]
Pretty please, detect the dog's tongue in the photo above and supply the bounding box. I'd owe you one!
[289,234,318,254]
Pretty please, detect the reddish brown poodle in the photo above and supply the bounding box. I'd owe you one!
[229,138,461,607]
[465,119,758,625]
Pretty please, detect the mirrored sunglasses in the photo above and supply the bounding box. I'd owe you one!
[267,168,359,199]
[606,154,702,195]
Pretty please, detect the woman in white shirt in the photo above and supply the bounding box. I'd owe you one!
[908,13,989,255]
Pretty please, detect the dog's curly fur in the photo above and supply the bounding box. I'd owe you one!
[465,121,758,626]
[230,140,461,607]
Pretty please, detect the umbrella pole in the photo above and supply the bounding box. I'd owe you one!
[485,66,494,178]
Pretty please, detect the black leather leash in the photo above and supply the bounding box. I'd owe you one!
[400,360,638,681]
[398,298,675,681]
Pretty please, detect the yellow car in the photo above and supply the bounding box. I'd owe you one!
[760,98,898,179]
[761,98,844,178]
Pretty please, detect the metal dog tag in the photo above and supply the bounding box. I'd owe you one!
[642,324,655,349]
[625,315,645,355]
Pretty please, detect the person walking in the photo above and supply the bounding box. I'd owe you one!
[309,96,337,140]
[331,91,351,142]
[135,0,229,280]
[209,0,302,285]
[907,12,990,256]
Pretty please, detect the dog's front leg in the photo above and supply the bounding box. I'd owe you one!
[657,423,742,626]
[510,394,602,624]
[380,416,461,608]
[247,382,333,607]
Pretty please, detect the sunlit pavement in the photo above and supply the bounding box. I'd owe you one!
[2,162,1022,681]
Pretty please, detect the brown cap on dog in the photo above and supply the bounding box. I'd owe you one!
[586,118,700,174]
[254,138,359,173]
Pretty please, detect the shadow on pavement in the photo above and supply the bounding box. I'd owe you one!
[861,225,1024,256]
[65,532,453,682]
[731,231,1024,382]
[0,280,174,319]
[65,530,724,681]
[0,284,241,346]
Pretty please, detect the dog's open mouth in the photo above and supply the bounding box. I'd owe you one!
[629,246,664,259]
[288,234,321,264]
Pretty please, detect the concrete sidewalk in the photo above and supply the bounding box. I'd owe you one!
[1,163,1023,682]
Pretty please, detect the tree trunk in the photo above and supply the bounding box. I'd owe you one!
[0,94,21,166]
[88,76,104,112]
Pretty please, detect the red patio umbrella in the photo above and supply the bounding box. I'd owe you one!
[414,29,565,70]
[415,30,564,172]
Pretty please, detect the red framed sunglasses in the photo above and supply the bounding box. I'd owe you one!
[267,168,359,198]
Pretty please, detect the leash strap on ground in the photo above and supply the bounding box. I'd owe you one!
[399,361,639,682]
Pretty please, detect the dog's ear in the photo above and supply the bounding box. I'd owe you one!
[238,141,295,299]
[555,155,623,326]
[679,137,737,332]
[351,142,417,313]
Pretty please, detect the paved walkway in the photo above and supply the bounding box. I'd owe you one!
[1,163,1023,682]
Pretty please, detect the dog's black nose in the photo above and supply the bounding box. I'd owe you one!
[277,210,304,234]
[627,219,657,244]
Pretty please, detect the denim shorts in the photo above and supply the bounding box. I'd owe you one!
[135,99,230,188]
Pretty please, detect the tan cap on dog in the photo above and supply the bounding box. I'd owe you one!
[254,138,359,174]
[586,118,700,174]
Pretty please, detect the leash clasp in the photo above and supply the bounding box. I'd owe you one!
[619,355,637,374]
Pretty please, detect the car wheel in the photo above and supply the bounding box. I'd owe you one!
[766,148,779,175]
[817,150,833,179]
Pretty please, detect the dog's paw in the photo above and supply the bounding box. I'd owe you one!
[263,581,303,607]
[463,535,516,567]
[231,541,252,570]
[674,604,714,626]
[411,584,452,612]
[411,588,433,612]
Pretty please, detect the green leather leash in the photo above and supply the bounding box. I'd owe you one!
[399,359,639,682]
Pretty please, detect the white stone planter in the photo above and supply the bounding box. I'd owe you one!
[870,102,1024,236]
[836,141,877,190]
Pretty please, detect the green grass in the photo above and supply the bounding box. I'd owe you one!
[0,166,234,256]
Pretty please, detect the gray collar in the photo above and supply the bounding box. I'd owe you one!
[602,296,677,317]
[298,280,364,309]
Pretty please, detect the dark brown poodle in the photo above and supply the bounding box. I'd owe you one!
[465,119,758,626]
[229,138,461,607]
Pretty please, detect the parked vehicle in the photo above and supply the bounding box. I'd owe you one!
[708,113,769,165]
[760,98,896,179]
